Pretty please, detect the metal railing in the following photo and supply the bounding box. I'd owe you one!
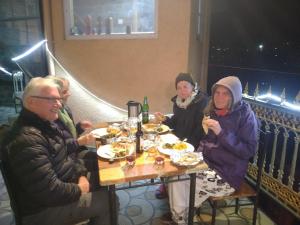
[244,91,300,218]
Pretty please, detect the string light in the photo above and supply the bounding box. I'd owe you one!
[11,40,47,61]
[244,93,300,111]
[0,66,12,76]
[10,39,300,113]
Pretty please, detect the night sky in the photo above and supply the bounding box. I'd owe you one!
[210,0,300,46]
[208,0,300,99]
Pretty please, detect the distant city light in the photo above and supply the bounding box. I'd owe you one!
[258,44,264,51]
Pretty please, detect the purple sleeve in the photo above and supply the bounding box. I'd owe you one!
[217,111,258,160]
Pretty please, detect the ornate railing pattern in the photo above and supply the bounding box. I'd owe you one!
[244,96,300,218]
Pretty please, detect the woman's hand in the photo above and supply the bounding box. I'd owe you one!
[202,118,222,135]
[77,133,95,146]
[154,112,166,124]
[78,176,90,193]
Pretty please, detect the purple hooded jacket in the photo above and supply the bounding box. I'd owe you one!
[198,76,258,190]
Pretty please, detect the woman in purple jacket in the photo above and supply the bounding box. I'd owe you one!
[166,76,259,224]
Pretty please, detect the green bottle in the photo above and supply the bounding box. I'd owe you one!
[142,96,149,124]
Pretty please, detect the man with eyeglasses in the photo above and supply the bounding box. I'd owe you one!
[1,77,112,225]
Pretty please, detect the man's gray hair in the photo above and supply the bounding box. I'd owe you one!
[22,77,59,108]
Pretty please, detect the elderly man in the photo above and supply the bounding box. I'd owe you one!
[1,77,111,225]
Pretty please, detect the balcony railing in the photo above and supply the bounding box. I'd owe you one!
[243,85,300,219]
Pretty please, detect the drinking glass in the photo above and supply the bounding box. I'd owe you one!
[155,155,165,165]
[128,117,138,140]
[126,153,136,167]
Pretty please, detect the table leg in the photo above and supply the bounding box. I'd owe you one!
[188,173,196,225]
[109,185,117,225]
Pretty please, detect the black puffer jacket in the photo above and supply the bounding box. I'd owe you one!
[164,90,208,148]
[2,108,87,216]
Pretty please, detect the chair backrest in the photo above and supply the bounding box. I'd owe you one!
[255,129,271,193]
[12,71,24,94]
[0,160,22,225]
[0,125,22,225]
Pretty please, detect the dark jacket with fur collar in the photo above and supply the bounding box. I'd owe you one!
[164,90,208,148]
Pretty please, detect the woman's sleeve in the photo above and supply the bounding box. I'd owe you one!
[217,110,258,160]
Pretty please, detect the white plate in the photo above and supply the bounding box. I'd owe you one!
[142,124,170,134]
[159,133,178,144]
[171,152,203,167]
[97,144,134,159]
[91,128,108,137]
[157,141,194,156]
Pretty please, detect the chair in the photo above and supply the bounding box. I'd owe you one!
[12,71,24,113]
[0,160,23,225]
[207,129,271,225]
[0,124,22,225]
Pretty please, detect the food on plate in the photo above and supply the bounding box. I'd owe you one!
[171,152,202,167]
[143,123,169,133]
[178,153,198,163]
[102,133,115,139]
[111,142,131,157]
[162,142,187,150]
[162,143,174,149]
[202,115,210,134]
[143,123,159,132]
[107,126,120,135]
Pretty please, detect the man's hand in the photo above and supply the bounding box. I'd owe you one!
[77,133,95,146]
[80,120,93,130]
[78,176,90,193]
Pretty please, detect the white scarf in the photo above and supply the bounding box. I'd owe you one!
[176,91,197,109]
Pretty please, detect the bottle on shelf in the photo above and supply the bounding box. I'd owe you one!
[142,96,149,124]
[135,121,143,154]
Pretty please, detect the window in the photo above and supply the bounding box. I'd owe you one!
[0,0,47,77]
[64,0,157,39]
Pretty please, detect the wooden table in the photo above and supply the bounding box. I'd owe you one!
[98,151,208,225]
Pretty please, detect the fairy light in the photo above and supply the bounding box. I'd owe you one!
[244,93,300,111]
[11,39,299,113]
[11,40,47,61]
[0,66,12,76]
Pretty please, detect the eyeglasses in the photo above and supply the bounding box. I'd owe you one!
[30,96,63,103]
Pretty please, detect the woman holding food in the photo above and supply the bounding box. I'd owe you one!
[166,76,259,224]
[154,73,208,199]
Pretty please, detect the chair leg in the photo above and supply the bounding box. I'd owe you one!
[252,197,258,225]
[211,201,217,225]
[235,198,239,214]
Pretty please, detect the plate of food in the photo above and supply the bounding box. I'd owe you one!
[91,128,108,137]
[97,142,134,159]
[142,123,170,134]
[171,152,203,167]
[157,141,194,156]
[91,125,122,138]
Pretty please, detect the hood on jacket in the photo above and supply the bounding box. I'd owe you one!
[212,76,242,108]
